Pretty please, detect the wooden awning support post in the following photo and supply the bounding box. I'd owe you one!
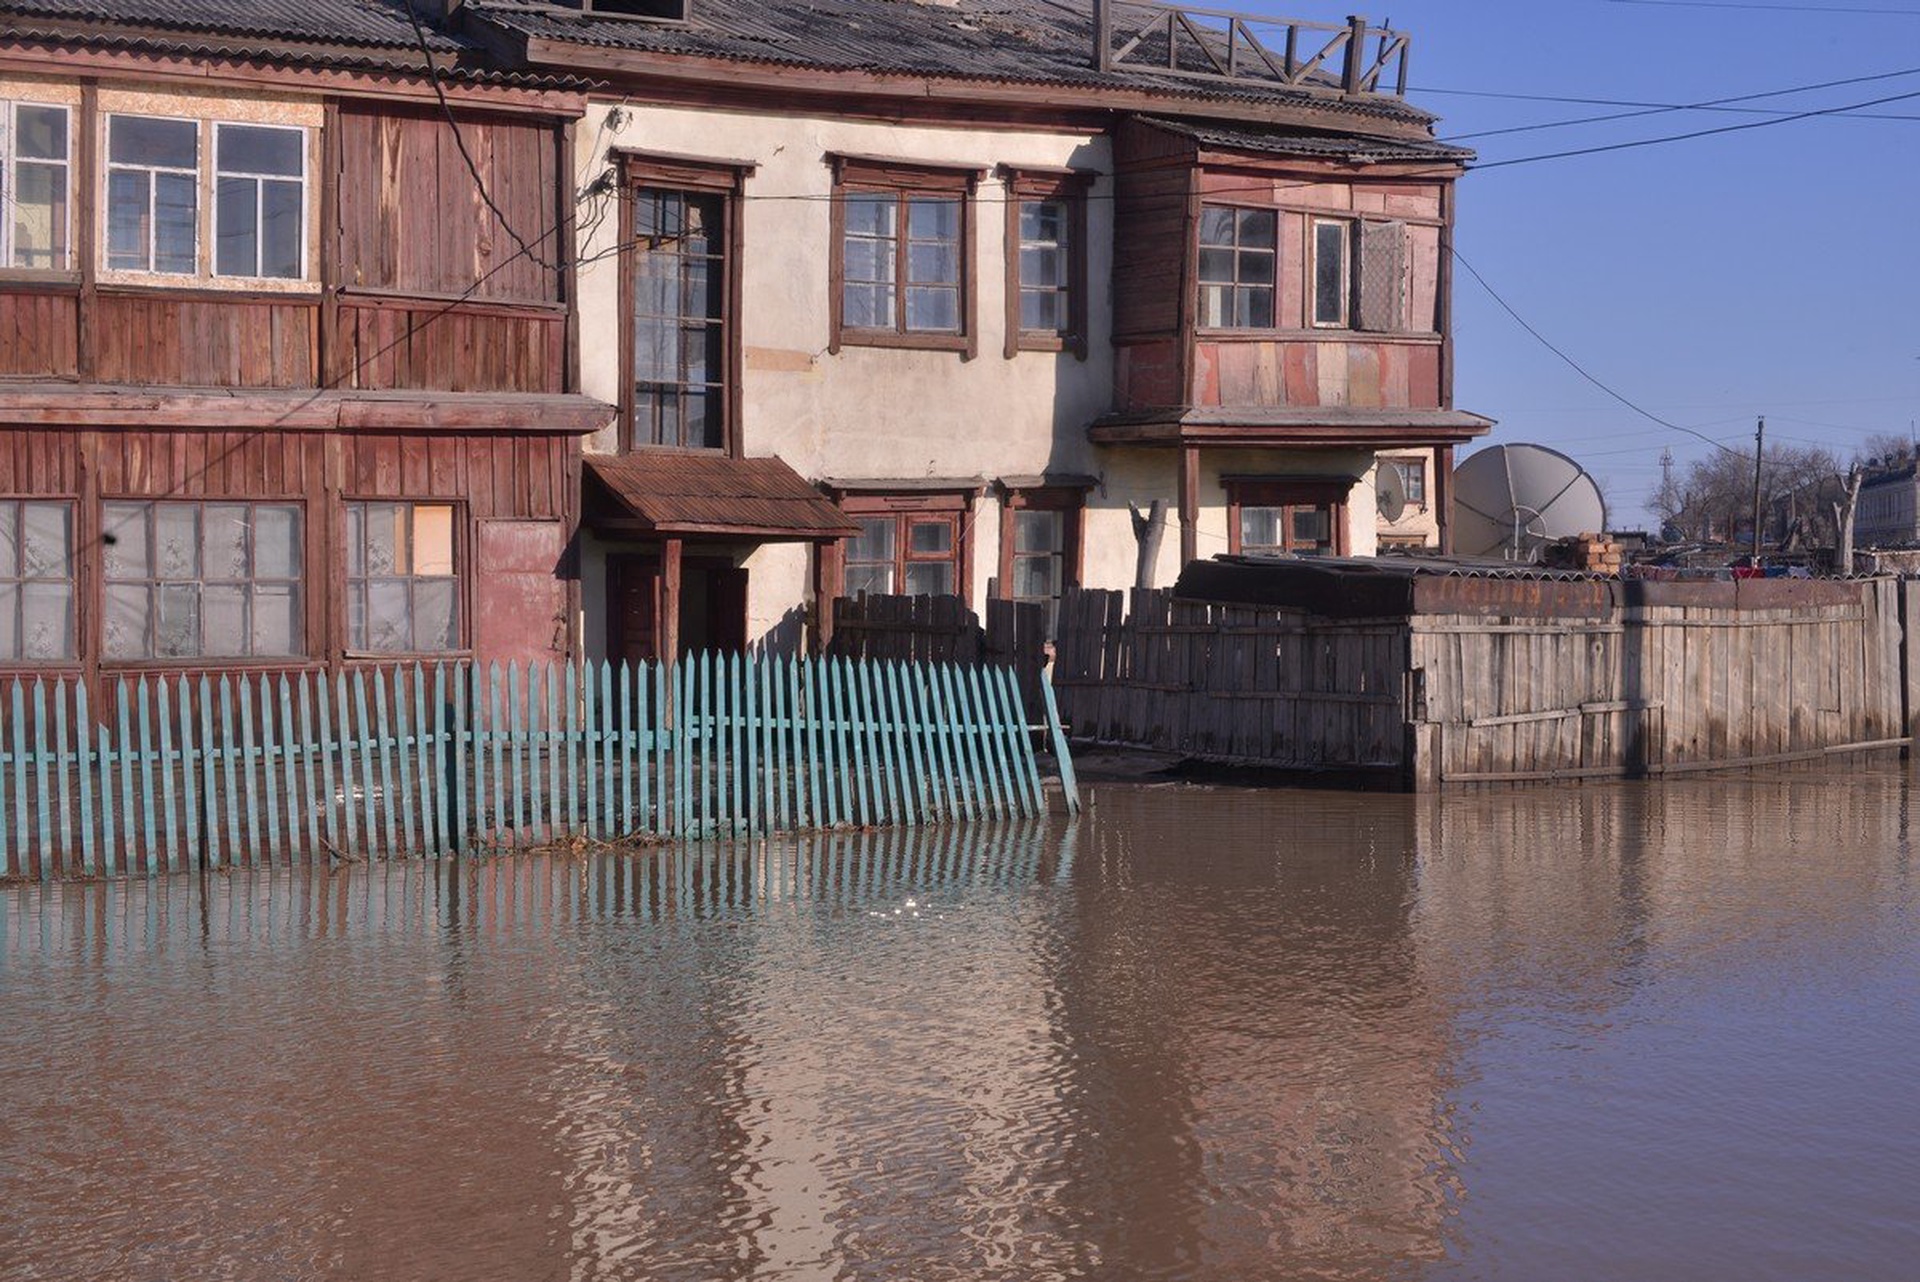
[660,537,683,661]
[1179,444,1200,566]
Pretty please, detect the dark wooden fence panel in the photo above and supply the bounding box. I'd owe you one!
[828,594,1050,720]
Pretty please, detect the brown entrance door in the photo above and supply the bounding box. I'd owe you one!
[606,554,661,664]
[706,566,749,653]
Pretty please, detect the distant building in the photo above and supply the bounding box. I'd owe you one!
[1856,463,1919,548]
[1375,449,1439,551]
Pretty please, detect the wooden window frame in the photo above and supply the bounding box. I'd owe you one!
[1000,165,1091,360]
[1310,217,1354,330]
[994,484,1085,597]
[99,497,308,664]
[103,112,201,276]
[831,490,974,600]
[1224,478,1350,557]
[615,150,753,458]
[0,496,78,666]
[210,120,309,282]
[1196,202,1278,332]
[828,154,981,359]
[1393,456,1428,507]
[342,498,468,659]
[1,100,74,274]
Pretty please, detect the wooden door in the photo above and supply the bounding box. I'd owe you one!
[706,566,749,654]
[607,554,662,664]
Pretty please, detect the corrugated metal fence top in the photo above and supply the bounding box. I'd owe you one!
[1179,556,1872,620]
[0,654,1078,882]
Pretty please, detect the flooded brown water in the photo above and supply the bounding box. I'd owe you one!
[3,767,1919,1281]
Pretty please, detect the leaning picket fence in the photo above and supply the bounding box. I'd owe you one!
[0,653,1076,881]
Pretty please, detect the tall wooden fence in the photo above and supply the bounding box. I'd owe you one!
[829,593,1050,719]
[1053,578,1918,788]
[0,653,1074,881]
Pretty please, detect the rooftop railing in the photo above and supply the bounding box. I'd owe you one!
[1092,3,1410,98]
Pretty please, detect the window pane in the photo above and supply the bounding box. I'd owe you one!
[1238,209,1277,249]
[214,176,257,277]
[843,283,893,329]
[201,583,247,655]
[1197,247,1234,285]
[15,105,66,160]
[413,505,455,577]
[0,504,14,577]
[20,582,71,660]
[20,503,69,578]
[1200,284,1230,329]
[346,504,365,577]
[251,583,299,655]
[844,194,895,238]
[682,257,720,319]
[13,162,67,270]
[260,179,302,279]
[1239,249,1275,286]
[155,505,200,578]
[845,562,894,596]
[681,327,712,384]
[682,389,719,449]
[1292,508,1332,545]
[103,505,148,578]
[364,579,411,652]
[1020,246,1062,288]
[155,583,201,657]
[907,197,957,240]
[903,286,957,332]
[1020,291,1060,332]
[1020,200,1062,243]
[1014,510,1062,554]
[1241,507,1283,550]
[1241,287,1274,329]
[904,562,953,596]
[1198,205,1235,246]
[109,116,196,168]
[413,579,459,650]
[848,517,895,563]
[0,583,15,660]
[254,506,301,579]
[362,504,403,575]
[909,520,952,555]
[906,241,956,285]
[1314,222,1348,325]
[154,172,197,273]
[105,169,149,270]
[202,504,251,580]
[104,584,150,658]
[842,238,896,285]
[218,124,302,177]
[1012,553,1058,601]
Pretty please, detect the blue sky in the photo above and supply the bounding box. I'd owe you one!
[1234,0,1920,526]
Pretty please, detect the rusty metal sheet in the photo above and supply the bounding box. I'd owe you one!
[1732,577,1864,611]
[585,453,858,540]
[475,519,568,670]
[1409,575,1614,619]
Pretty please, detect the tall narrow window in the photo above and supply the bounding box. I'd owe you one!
[1198,205,1276,328]
[996,483,1085,639]
[102,502,304,659]
[0,501,74,661]
[346,502,460,653]
[106,115,199,274]
[2,103,70,271]
[831,156,977,354]
[1002,167,1091,358]
[1312,218,1353,328]
[630,187,726,449]
[214,123,305,279]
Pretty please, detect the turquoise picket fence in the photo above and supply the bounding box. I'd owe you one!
[0,654,1078,881]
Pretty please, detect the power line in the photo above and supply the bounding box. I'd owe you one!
[1440,65,1920,141]
[1451,246,1748,457]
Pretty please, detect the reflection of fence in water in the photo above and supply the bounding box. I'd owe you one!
[0,821,1071,955]
[0,654,1072,881]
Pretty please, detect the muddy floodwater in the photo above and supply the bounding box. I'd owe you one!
[4,768,1920,1281]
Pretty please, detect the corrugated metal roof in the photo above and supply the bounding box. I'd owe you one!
[586,452,859,540]
[470,0,1437,127]
[1138,115,1474,164]
[0,0,460,50]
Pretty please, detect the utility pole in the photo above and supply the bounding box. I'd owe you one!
[1750,416,1765,564]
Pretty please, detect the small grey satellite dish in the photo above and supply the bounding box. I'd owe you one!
[1452,443,1608,560]
[1376,459,1409,524]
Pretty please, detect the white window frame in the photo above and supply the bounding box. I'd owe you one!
[211,121,309,281]
[1310,217,1352,329]
[104,112,201,276]
[0,100,73,272]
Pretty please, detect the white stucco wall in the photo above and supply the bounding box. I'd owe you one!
[572,101,1389,652]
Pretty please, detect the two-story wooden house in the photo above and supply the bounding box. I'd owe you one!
[438,0,1491,660]
[0,0,611,691]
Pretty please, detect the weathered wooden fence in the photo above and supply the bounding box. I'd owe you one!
[0,653,1074,881]
[1054,576,1919,789]
[829,594,1051,719]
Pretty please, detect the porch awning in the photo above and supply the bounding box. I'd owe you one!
[1088,406,1495,448]
[584,452,858,541]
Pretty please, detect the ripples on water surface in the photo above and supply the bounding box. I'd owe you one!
[4,768,1920,1281]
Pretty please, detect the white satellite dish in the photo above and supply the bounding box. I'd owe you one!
[1376,459,1409,524]
[1452,443,1608,560]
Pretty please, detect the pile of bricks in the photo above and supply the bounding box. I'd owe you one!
[1543,532,1624,575]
